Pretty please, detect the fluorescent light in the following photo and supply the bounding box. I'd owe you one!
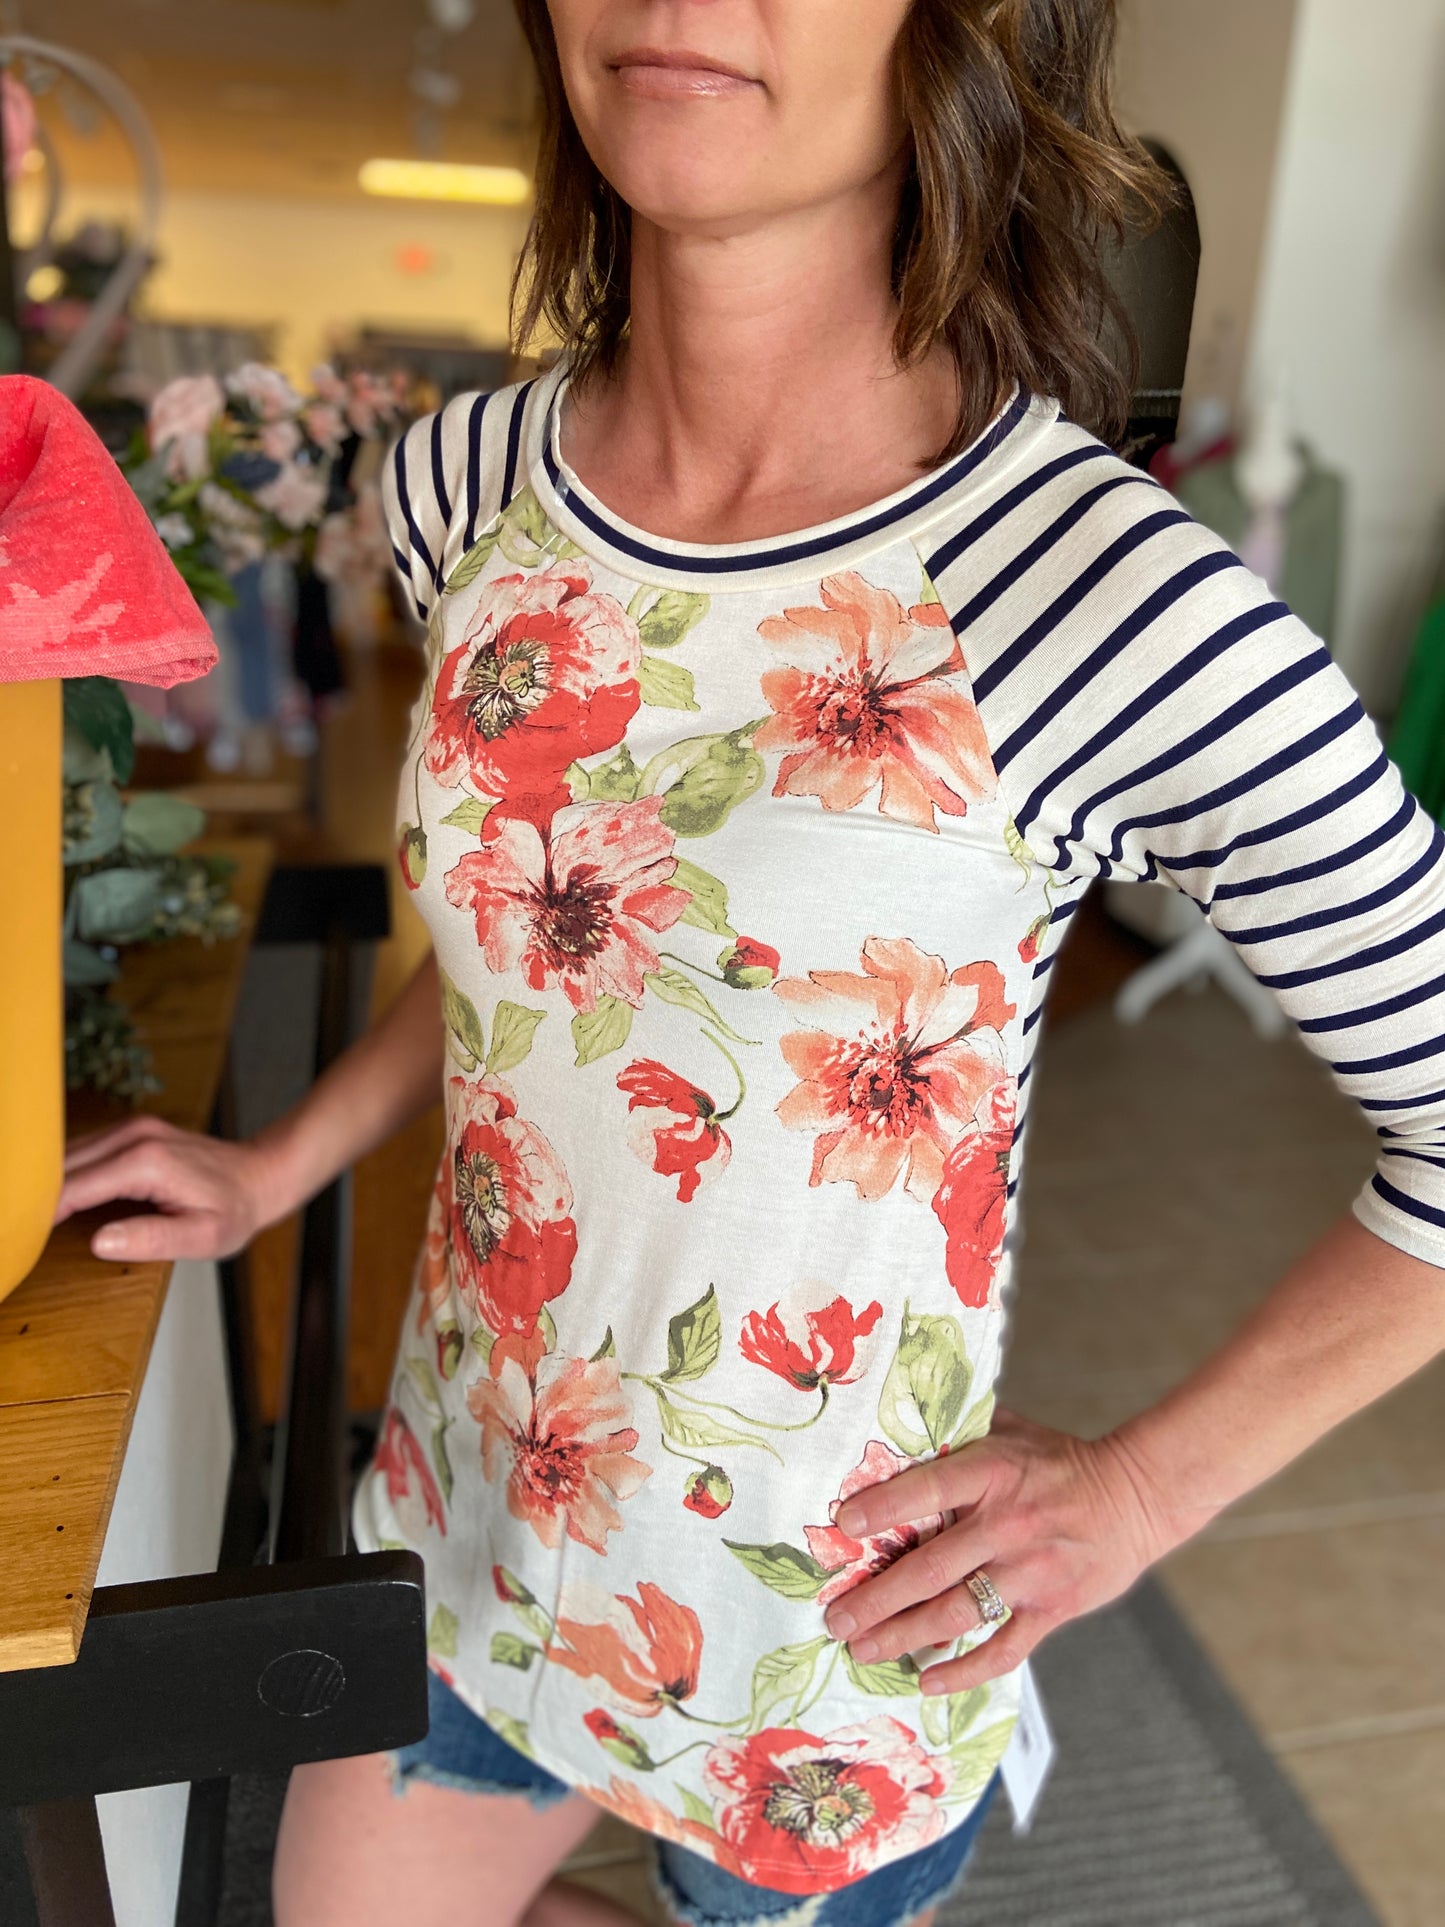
[359,158,530,206]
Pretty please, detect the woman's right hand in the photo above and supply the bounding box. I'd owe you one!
[54,1116,289,1264]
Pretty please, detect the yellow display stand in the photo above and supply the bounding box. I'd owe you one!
[0,678,63,1301]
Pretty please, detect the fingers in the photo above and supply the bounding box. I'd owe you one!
[834,1440,994,1539]
[825,1518,992,1645]
[54,1139,199,1227]
[62,1115,177,1178]
[918,1614,1041,1695]
[91,1211,227,1264]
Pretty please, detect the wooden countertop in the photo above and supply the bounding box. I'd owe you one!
[0,838,272,1672]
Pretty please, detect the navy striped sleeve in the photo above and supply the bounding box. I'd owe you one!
[923,425,1445,1269]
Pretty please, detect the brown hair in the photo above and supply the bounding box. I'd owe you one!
[511,0,1173,457]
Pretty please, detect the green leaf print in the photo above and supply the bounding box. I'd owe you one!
[662,1285,721,1382]
[671,858,736,939]
[921,1685,990,1748]
[572,995,635,1067]
[431,1423,454,1504]
[443,535,498,594]
[645,969,755,1046]
[949,1391,996,1450]
[651,728,767,839]
[638,590,710,651]
[404,1355,444,1413]
[486,1000,547,1075]
[590,1326,616,1361]
[917,568,942,607]
[428,1603,460,1658]
[722,1540,830,1600]
[440,797,493,834]
[877,1303,972,1457]
[470,1325,494,1368]
[515,1600,555,1647]
[440,969,488,1071]
[747,1637,830,1730]
[639,655,701,712]
[490,1633,539,1671]
[677,1786,718,1832]
[487,1710,535,1759]
[942,1722,1016,1802]
[1003,816,1036,886]
[571,743,642,803]
[655,1390,782,1460]
[841,1648,919,1697]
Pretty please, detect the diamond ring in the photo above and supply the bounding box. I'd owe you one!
[964,1569,1009,1626]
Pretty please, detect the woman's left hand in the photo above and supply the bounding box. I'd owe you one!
[820,1405,1180,1695]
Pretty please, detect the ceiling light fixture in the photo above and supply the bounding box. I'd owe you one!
[358,158,530,206]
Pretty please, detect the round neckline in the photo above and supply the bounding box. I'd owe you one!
[527,361,1057,591]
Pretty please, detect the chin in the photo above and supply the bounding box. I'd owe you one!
[604,145,773,234]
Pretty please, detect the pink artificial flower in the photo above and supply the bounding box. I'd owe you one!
[255,461,328,532]
[148,374,225,482]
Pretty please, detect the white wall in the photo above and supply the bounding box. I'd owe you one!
[1244,0,1445,710]
[17,180,529,381]
[1115,0,1299,416]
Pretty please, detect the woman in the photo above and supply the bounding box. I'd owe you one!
[58,4,1445,1924]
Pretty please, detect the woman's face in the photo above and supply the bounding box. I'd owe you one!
[545,0,913,235]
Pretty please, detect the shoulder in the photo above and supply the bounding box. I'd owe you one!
[382,374,553,617]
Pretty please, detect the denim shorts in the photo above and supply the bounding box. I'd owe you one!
[389,1667,1002,1927]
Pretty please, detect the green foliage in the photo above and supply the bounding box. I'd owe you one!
[877,1303,973,1456]
[571,995,634,1066]
[662,1285,721,1382]
[721,1539,829,1600]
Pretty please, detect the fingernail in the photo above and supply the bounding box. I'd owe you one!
[827,1607,855,1639]
[850,1636,878,1662]
[920,1676,946,1697]
[835,1503,866,1535]
[93,1228,123,1258]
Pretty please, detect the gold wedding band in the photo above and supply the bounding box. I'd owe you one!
[965,1569,1009,1626]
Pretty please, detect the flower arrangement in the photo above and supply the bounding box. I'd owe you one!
[122,361,409,602]
[62,676,240,1097]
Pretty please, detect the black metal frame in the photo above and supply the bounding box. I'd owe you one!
[0,865,426,1927]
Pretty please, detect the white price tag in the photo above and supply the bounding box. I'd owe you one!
[999,1661,1054,1834]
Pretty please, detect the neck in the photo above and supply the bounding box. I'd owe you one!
[561,175,960,542]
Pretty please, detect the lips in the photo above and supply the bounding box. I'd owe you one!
[608,47,760,96]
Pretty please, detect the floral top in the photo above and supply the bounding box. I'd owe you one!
[354,364,1445,1892]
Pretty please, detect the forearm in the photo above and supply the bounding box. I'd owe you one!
[1105,1211,1445,1554]
[248,949,446,1224]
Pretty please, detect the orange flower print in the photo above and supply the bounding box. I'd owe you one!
[755,571,995,832]
[803,1439,947,1607]
[703,1718,949,1894]
[426,566,641,813]
[775,937,1014,1202]
[445,1074,577,1338]
[467,1349,652,1553]
[444,797,690,1012]
[548,1579,703,1717]
[932,1081,1016,1310]
[617,1059,732,1202]
[580,1777,746,1872]
[739,1281,884,1390]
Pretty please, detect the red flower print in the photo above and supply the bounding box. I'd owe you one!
[932,1081,1016,1310]
[549,1580,703,1717]
[804,1439,947,1607]
[684,1465,734,1517]
[617,1059,732,1202]
[444,797,690,1013]
[396,823,427,891]
[582,1777,746,1871]
[740,1282,883,1391]
[426,566,641,801]
[444,1074,577,1337]
[703,1718,948,1894]
[718,937,781,989]
[755,571,995,833]
[373,1408,447,1539]
[1018,914,1050,965]
[775,937,1014,1203]
[467,1348,652,1553]
[583,1710,655,1771]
